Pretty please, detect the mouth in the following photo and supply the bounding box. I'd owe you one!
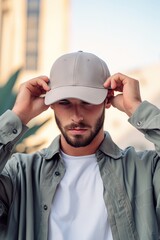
[68,128,87,134]
[67,124,89,135]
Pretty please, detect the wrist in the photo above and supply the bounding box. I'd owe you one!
[12,108,30,125]
[126,101,142,117]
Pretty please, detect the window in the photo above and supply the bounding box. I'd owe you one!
[25,0,41,70]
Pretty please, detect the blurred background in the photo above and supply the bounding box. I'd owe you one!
[0,0,160,152]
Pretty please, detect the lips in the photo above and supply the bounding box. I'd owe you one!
[65,122,90,135]
[67,125,88,135]
[69,128,87,134]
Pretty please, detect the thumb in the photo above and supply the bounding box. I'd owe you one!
[110,94,125,112]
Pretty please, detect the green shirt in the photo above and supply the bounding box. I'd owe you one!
[0,101,160,240]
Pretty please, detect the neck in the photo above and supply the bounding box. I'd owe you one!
[60,129,105,156]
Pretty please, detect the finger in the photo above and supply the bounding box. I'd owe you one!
[109,94,124,111]
[103,77,111,88]
[25,76,51,96]
[104,72,127,89]
[30,76,50,91]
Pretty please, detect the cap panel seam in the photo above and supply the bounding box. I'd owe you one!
[101,59,110,79]
[73,52,80,85]
[100,60,105,77]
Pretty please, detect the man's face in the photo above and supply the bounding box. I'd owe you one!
[51,99,105,148]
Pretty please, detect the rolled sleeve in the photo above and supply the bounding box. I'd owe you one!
[0,110,28,145]
[129,101,160,129]
[128,101,160,155]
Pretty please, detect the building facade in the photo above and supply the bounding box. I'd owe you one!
[0,0,70,82]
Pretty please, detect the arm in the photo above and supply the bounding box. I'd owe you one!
[0,75,50,169]
[0,110,28,172]
[12,75,50,124]
[104,72,160,153]
[0,76,50,226]
[129,101,160,155]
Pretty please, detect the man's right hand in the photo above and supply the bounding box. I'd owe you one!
[12,76,51,125]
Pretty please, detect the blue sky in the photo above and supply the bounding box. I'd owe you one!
[70,0,160,73]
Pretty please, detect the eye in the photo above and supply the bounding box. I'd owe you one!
[58,100,70,105]
[82,101,92,106]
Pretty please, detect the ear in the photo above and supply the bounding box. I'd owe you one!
[105,89,114,109]
[105,98,111,109]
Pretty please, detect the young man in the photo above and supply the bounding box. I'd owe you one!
[0,51,160,240]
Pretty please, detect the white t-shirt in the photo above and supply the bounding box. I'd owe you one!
[48,152,113,240]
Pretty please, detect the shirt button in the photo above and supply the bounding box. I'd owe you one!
[118,199,123,207]
[12,129,18,134]
[137,121,142,126]
[55,171,60,176]
[43,204,48,210]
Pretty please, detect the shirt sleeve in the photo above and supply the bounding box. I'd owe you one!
[128,100,160,155]
[0,110,28,171]
[0,110,28,227]
[129,101,160,225]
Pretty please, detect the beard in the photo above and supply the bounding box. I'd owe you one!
[55,108,105,148]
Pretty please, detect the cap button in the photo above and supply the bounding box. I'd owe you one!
[78,50,83,52]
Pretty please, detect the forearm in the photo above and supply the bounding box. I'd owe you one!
[128,101,160,155]
[0,110,28,172]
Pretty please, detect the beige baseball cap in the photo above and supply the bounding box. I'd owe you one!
[45,51,110,105]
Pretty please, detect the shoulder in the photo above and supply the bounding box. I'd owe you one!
[4,150,45,175]
[119,146,160,179]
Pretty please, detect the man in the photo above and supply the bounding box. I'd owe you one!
[0,51,159,240]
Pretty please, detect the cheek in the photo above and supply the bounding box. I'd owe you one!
[92,107,105,123]
[54,112,70,128]
[89,106,104,118]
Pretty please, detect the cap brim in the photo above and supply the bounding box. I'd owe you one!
[45,86,108,105]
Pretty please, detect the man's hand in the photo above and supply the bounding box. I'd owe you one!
[12,76,51,124]
[104,73,142,116]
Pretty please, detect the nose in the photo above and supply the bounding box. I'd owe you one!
[71,105,84,123]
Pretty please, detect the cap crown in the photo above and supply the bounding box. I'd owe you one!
[49,51,110,89]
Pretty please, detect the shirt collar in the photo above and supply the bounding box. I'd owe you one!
[43,132,122,160]
[43,135,61,160]
[99,132,122,159]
